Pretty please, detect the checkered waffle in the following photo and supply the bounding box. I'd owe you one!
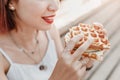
[64,22,110,61]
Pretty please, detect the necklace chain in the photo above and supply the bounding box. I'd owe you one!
[9,31,41,64]
[9,32,47,70]
[20,39,39,54]
[10,31,39,54]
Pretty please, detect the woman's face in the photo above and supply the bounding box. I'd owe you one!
[13,0,60,30]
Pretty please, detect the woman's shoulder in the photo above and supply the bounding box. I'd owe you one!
[0,51,10,73]
[0,44,10,75]
[0,34,12,48]
[0,34,12,73]
[0,34,17,58]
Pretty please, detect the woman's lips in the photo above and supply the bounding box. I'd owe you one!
[42,15,55,24]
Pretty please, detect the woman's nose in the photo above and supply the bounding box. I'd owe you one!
[48,1,60,12]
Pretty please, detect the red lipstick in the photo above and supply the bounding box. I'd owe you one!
[42,15,55,24]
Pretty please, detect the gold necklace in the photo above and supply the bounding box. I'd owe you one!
[9,32,47,70]
[20,40,39,54]
[9,31,40,62]
[9,31,39,54]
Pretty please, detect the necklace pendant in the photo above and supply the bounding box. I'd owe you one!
[39,65,47,70]
[36,40,39,44]
[31,52,34,54]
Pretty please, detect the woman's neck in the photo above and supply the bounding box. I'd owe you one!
[9,27,40,52]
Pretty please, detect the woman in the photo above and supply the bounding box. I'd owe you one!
[0,0,94,80]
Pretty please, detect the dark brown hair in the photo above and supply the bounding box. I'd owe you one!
[0,0,16,34]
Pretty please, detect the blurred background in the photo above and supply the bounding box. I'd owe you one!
[55,0,120,80]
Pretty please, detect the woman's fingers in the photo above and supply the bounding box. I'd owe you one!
[72,58,89,71]
[86,59,94,71]
[72,60,83,71]
[65,34,84,52]
[72,36,94,61]
[75,58,91,79]
[62,34,84,64]
[77,66,86,79]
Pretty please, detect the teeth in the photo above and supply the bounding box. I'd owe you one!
[47,18,53,20]
[46,18,53,20]
[42,17,54,20]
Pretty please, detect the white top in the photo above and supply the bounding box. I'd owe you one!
[0,31,58,80]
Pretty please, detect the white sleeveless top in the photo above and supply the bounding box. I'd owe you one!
[0,31,58,80]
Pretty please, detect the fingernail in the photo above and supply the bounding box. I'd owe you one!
[88,35,94,43]
[72,34,84,41]
[76,34,84,38]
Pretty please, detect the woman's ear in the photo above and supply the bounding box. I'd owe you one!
[8,1,16,11]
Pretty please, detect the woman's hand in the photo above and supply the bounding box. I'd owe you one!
[49,35,94,80]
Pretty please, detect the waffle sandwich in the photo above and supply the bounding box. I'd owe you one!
[64,22,110,61]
